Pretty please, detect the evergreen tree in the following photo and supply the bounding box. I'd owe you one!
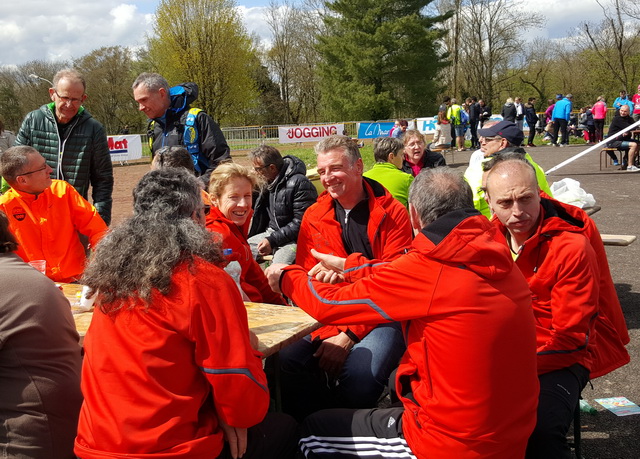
[318,0,451,120]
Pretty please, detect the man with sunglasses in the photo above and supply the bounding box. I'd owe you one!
[0,146,107,283]
[15,68,113,225]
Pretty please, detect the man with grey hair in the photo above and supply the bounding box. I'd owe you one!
[363,136,413,208]
[132,72,230,183]
[265,167,539,458]
[276,134,412,420]
[15,68,113,224]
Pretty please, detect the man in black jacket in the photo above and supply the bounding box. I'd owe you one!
[248,145,317,264]
[132,73,231,184]
[607,104,639,171]
[15,68,113,224]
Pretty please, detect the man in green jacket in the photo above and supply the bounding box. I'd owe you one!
[15,69,113,224]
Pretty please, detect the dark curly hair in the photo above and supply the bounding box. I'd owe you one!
[81,169,223,312]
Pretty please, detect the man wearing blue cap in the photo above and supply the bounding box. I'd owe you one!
[464,120,552,218]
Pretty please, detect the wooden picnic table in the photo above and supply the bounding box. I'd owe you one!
[62,284,320,357]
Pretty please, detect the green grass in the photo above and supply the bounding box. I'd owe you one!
[234,142,377,172]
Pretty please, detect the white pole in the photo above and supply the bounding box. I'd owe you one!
[545,118,640,175]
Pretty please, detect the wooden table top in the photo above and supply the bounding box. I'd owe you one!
[62,284,320,357]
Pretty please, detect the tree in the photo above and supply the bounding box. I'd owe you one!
[264,0,323,123]
[437,0,543,107]
[148,0,260,125]
[318,0,451,121]
[74,46,137,135]
[578,0,640,93]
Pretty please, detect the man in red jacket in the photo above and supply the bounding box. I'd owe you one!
[484,157,619,459]
[266,168,539,459]
[279,135,413,420]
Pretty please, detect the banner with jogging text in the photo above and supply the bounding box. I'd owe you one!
[278,124,344,144]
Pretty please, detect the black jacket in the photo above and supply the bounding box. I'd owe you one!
[501,103,517,122]
[469,102,481,121]
[249,155,318,249]
[524,104,539,126]
[149,83,231,183]
[607,115,635,147]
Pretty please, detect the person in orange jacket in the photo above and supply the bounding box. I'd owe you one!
[75,168,297,458]
[265,168,539,459]
[484,156,628,459]
[0,145,107,282]
[280,135,413,420]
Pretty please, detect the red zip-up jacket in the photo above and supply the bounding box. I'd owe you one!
[494,199,601,375]
[75,258,269,458]
[281,210,539,458]
[295,177,412,341]
[206,206,286,305]
[527,197,629,378]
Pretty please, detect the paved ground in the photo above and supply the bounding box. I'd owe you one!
[110,143,639,458]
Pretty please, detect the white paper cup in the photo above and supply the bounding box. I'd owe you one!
[28,260,46,274]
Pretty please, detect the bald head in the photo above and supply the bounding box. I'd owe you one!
[485,159,541,246]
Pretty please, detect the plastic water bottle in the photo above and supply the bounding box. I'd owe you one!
[223,249,250,301]
[579,399,598,414]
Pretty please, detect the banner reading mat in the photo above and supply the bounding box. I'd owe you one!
[278,124,344,144]
[108,135,143,162]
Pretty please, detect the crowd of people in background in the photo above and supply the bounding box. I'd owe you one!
[0,67,634,459]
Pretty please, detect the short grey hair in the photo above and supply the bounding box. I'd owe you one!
[0,145,39,183]
[132,72,170,93]
[485,157,537,195]
[133,168,202,220]
[409,168,473,226]
[53,68,86,91]
[315,135,361,165]
[373,137,403,162]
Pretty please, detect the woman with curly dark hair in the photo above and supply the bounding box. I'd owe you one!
[76,168,296,459]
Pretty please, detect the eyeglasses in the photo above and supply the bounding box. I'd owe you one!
[53,89,85,105]
[253,164,270,172]
[18,164,48,176]
[481,136,502,143]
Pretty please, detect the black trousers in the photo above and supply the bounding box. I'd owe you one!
[298,407,415,458]
[551,118,569,145]
[525,364,589,459]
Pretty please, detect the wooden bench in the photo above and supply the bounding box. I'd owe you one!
[600,147,623,170]
[601,234,636,246]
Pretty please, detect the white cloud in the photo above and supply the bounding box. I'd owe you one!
[0,0,609,68]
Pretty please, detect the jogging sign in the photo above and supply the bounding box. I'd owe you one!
[278,124,344,144]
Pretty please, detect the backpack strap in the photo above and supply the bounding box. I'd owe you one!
[184,108,207,173]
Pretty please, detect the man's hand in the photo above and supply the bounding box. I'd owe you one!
[308,249,346,284]
[265,263,288,294]
[314,332,355,378]
[257,238,273,256]
[219,419,248,459]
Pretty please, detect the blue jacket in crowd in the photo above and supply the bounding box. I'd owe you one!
[552,97,573,121]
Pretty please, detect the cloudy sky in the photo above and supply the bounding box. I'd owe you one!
[0,0,605,68]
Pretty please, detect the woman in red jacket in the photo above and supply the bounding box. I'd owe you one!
[206,162,286,305]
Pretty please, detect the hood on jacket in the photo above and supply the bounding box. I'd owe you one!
[168,83,199,114]
[415,208,514,281]
[282,155,307,180]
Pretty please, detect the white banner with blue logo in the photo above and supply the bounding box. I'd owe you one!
[108,135,143,162]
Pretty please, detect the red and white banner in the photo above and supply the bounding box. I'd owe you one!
[108,135,143,162]
[278,124,344,144]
